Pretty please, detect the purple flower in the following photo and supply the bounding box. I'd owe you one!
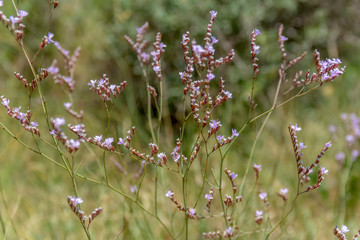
[103,137,114,147]
[320,167,328,175]
[225,227,233,235]
[93,135,103,143]
[64,102,72,109]
[230,172,238,180]
[216,135,224,142]
[256,210,263,217]
[69,139,80,149]
[1,96,9,107]
[157,152,166,160]
[299,142,307,150]
[254,163,262,172]
[232,129,239,137]
[118,137,125,145]
[18,10,28,18]
[324,141,332,149]
[209,120,221,132]
[280,188,288,195]
[153,65,161,73]
[0,1,3,7]
[223,91,232,99]
[280,35,288,42]
[291,124,302,132]
[211,36,218,44]
[31,122,39,127]
[259,192,267,200]
[53,118,65,128]
[253,29,261,36]
[209,10,217,19]
[159,42,166,52]
[88,80,97,89]
[253,44,260,54]
[69,196,83,205]
[9,16,20,24]
[45,32,54,44]
[340,225,349,234]
[206,73,215,81]
[205,194,213,200]
[187,208,197,217]
[192,45,205,54]
[165,190,174,198]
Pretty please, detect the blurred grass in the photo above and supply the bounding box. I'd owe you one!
[0,0,360,239]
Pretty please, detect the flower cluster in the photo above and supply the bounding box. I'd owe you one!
[204,187,214,212]
[50,118,81,153]
[67,196,103,230]
[212,129,239,152]
[47,42,81,92]
[255,210,263,225]
[253,163,262,179]
[68,123,117,152]
[40,32,54,49]
[151,32,166,81]
[118,127,168,167]
[277,188,289,201]
[224,168,238,194]
[14,69,48,90]
[1,96,40,136]
[179,11,235,126]
[288,124,331,192]
[250,28,261,76]
[0,5,28,42]
[259,191,269,205]
[88,74,127,101]
[203,227,237,239]
[291,50,346,89]
[124,22,150,65]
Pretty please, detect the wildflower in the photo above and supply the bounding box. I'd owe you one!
[224,227,233,237]
[157,152,167,165]
[18,10,28,19]
[165,190,174,198]
[117,138,125,145]
[64,102,72,109]
[209,10,217,19]
[340,225,349,234]
[0,1,2,7]
[40,32,54,48]
[277,188,289,201]
[259,192,267,200]
[93,135,103,143]
[299,142,307,150]
[291,124,302,132]
[68,196,83,205]
[208,120,221,135]
[231,129,239,137]
[254,163,262,178]
[216,135,224,142]
[130,185,137,193]
[205,194,213,200]
[103,138,113,148]
[255,210,263,224]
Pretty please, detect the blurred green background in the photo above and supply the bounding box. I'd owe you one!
[0,0,359,239]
